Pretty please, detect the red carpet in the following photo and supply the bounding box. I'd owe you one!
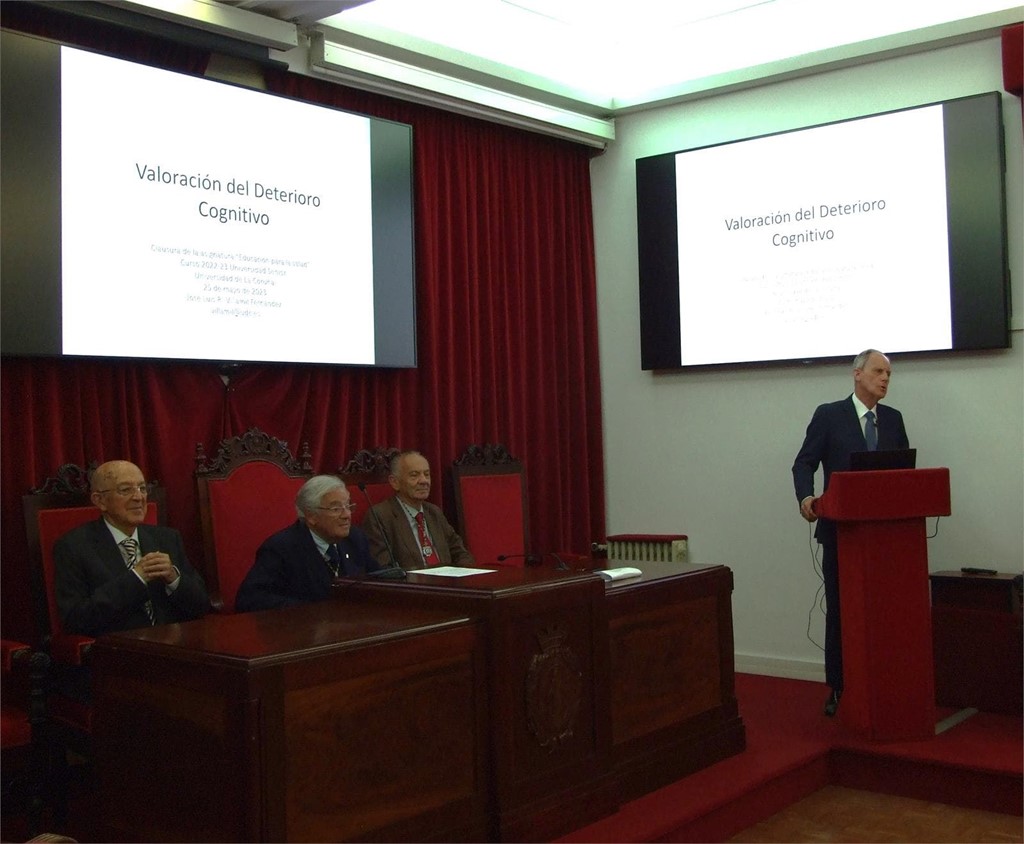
[558,673,1023,843]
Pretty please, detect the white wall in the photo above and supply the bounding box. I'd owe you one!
[591,35,1024,680]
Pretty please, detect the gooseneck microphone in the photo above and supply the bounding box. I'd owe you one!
[496,552,569,569]
[357,483,407,580]
[497,553,542,566]
[547,552,570,571]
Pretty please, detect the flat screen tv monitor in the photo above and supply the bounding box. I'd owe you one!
[636,92,1010,371]
[1,29,417,368]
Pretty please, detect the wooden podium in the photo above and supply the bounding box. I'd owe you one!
[817,468,951,740]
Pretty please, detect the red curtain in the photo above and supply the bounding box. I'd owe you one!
[1003,23,1023,97]
[0,8,606,643]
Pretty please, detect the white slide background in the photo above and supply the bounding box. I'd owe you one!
[675,106,951,366]
[60,46,376,364]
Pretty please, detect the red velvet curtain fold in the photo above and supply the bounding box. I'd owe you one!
[0,9,606,643]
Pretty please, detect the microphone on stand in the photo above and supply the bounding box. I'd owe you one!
[496,552,568,569]
[496,553,542,566]
[546,552,570,571]
[358,483,407,580]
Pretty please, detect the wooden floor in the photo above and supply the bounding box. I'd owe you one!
[728,785,1024,843]
[5,784,1023,843]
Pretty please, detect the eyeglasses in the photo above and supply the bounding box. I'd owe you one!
[96,482,153,497]
[317,503,357,514]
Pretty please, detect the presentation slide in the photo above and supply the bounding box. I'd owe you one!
[673,106,952,366]
[59,46,376,364]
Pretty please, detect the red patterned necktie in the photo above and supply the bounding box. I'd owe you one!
[415,512,439,566]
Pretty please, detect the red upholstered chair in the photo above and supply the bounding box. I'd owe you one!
[23,465,166,734]
[337,447,400,527]
[1,639,50,837]
[451,444,530,566]
[195,428,314,613]
[1,640,34,752]
[23,463,165,826]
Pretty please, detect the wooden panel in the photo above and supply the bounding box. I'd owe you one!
[93,651,255,842]
[282,649,481,842]
[930,570,1020,612]
[610,595,720,744]
[931,571,1022,716]
[341,567,616,842]
[92,601,489,843]
[603,562,746,801]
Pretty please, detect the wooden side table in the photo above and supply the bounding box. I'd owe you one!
[930,570,1023,715]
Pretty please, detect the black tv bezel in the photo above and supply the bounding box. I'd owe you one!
[0,28,418,369]
[636,91,1010,372]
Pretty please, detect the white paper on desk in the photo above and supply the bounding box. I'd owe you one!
[597,567,643,581]
[417,566,497,577]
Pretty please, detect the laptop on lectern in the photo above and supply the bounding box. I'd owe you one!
[848,448,917,472]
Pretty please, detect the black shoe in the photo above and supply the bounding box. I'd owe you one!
[824,689,841,717]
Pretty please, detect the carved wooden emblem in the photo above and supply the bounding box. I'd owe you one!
[453,442,518,467]
[340,447,400,476]
[525,625,583,750]
[194,426,313,478]
[30,462,96,496]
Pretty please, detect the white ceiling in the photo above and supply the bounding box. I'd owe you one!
[112,0,1024,145]
[262,0,1023,107]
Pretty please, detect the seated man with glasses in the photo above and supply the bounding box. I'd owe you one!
[235,475,380,612]
[54,460,211,696]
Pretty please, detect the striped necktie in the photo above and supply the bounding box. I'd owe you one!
[120,537,155,625]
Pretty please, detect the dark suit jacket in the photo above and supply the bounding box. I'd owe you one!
[792,394,909,544]
[54,518,210,637]
[362,498,475,570]
[235,520,379,612]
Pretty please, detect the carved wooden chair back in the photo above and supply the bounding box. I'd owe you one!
[337,447,400,527]
[195,428,314,612]
[451,444,529,566]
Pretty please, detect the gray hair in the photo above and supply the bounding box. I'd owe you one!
[295,475,346,518]
[852,349,886,370]
[389,450,425,477]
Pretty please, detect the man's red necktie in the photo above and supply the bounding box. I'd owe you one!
[415,512,439,566]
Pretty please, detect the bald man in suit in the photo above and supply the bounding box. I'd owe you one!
[53,460,210,700]
[54,460,209,637]
[792,349,909,717]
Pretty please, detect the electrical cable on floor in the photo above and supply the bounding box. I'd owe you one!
[805,520,824,652]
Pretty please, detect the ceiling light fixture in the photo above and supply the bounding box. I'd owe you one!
[308,32,616,147]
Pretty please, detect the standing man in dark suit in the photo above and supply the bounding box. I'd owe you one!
[55,460,210,639]
[363,451,475,570]
[235,475,379,612]
[792,349,910,717]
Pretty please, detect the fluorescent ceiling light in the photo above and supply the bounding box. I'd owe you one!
[501,0,775,35]
[324,0,1023,104]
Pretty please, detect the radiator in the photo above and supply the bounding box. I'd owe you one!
[601,534,688,564]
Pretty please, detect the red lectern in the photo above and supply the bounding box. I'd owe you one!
[817,468,951,741]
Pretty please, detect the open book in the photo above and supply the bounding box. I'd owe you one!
[596,567,643,582]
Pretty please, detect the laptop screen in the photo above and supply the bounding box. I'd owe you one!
[848,448,917,471]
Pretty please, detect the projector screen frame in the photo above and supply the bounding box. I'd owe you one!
[635,91,1011,372]
[0,28,419,370]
